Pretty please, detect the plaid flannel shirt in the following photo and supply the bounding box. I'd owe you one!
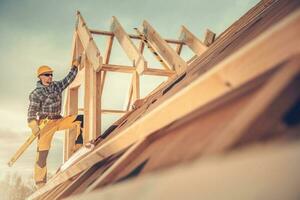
[27,67,78,123]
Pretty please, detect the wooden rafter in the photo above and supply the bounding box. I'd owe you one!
[110,16,147,74]
[76,11,103,72]
[180,25,208,56]
[134,27,171,71]
[176,28,184,55]
[204,29,216,47]
[142,20,188,74]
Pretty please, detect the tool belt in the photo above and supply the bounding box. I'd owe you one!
[39,115,62,120]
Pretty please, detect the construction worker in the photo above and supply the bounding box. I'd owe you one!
[27,55,83,188]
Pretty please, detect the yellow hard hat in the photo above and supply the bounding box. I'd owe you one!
[37,65,53,77]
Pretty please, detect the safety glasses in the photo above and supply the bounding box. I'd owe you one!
[42,73,53,77]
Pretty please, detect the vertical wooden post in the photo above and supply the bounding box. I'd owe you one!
[90,66,102,139]
[64,30,83,162]
[83,55,102,142]
[64,87,79,161]
[132,71,140,102]
[83,55,91,143]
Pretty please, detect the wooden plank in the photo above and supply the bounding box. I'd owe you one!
[81,50,102,142]
[134,27,171,71]
[85,42,103,72]
[102,64,136,73]
[175,27,183,55]
[100,35,114,106]
[104,57,300,182]
[132,71,140,102]
[143,20,188,74]
[143,68,176,77]
[64,88,79,161]
[216,0,274,40]
[69,67,85,89]
[64,30,85,160]
[66,140,300,200]
[88,62,102,141]
[77,12,103,72]
[55,156,120,199]
[138,40,145,54]
[126,78,134,111]
[176,42,183,55]
[44,173,83,200]
[111,16,147,74]
[101,64,175,76]
[82,55,90,143]
[70,31,84,69]
[27,7,300,200]
[85,139,148,192]
[102,109,127,114]
[44,181,73,200]
[90,28,185,45]
[180,26,207,56]
[104,35,114,64]
[75,31,85,70]
[205,56,300,153]
[203,29,216,47]
[90,68,102,140]
[175,25,184,55]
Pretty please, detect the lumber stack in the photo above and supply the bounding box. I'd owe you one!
[28,0,300,199]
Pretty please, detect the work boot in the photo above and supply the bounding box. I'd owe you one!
[35,182,45,190]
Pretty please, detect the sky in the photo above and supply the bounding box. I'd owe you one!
[0,0,259,182]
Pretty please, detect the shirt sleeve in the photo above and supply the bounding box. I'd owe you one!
[27,91,41,123]
[56,67,78,92]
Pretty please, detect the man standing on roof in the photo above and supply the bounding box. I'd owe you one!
[27,55,83,188]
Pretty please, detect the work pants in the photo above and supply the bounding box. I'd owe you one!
[34,114,83,186]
